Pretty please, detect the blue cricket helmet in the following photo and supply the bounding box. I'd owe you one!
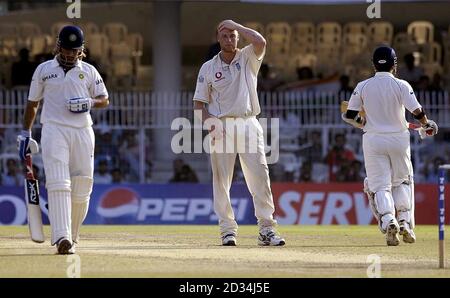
[58,25,84,50]
[55,25,85,68]
[372,46,397,71]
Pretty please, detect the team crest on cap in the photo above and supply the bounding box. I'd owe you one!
[69,34,77,42]
[79,74,84,80]
[378,59,387,64]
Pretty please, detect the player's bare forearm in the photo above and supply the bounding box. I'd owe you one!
[194,100,224,136]
[92,95,109,109]
[23,101,40,131]
[412,108,428,126]
[237,26,266,55]
[219,20,266,57]
[193,101,212,124]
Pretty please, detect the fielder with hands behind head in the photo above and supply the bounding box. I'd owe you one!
[342,46,438,246]
[17,25,109,254]
[193,20,285,246]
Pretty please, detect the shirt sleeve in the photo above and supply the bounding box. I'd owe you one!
[347,83,363,112]
[89,66,108,98]
[28,64,44,102]
[241,44,265,74]
[400,80,422,113]
[193,63,210,103]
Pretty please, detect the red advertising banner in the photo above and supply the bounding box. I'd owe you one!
[272,183,450,225]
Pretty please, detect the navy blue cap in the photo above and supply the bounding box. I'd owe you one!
[58,25,84,50]
[372,46,397,70]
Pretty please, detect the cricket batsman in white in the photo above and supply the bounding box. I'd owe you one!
[17,25,109,254]
[342,46,438,246]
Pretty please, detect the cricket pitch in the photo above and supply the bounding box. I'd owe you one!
[0,225,448,278]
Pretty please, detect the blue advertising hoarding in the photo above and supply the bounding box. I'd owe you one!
[0,184,256,225]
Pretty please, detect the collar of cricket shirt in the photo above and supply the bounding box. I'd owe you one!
[217,49,242,67]
[375,72,395,78]
[51,57,83,70]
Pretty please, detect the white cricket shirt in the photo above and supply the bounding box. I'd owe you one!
[193,44,264,118]
[348,72,422,134]
[28,57,108,128]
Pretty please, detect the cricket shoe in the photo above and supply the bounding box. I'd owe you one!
[222,234,236,246]
[68,242,76,254]
[258,228,285,246]
[385,220,400,246]
[399,220,416,244]
[56,238,75,255]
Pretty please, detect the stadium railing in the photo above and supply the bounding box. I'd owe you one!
[1,89,448,129]
[0,89,448,183]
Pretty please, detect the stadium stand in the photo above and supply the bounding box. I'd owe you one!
[367,21,394,48]
[0,11,449,184]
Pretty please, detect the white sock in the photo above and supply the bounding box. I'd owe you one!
[71,199,89,243]
[48,190,72,245]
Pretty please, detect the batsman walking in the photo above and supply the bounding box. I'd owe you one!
[193,20,285,246]
[342,46,438,246]
[18,25,109,254]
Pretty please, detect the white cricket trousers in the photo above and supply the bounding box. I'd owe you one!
[210,116,277,236]
[41,122,95,245]
[362,130,413,192]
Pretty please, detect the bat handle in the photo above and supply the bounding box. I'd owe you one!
[25,154,34,180]
[408,123,421,130]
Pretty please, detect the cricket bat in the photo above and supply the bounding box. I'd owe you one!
[24,154,45,243]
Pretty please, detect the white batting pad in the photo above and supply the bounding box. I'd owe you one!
[48,190,72,245]
[393,182,415,228]
[45,162,71,192]
[364,178,384,232]
[374,190,396,232]
[71,176,93,243]
[71,176,93,199]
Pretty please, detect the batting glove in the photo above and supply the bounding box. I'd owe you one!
[421,119,438,137]
[341,112,366,129]
[66,97,93,113]
[417,127,427,140]
[17,130,39,161]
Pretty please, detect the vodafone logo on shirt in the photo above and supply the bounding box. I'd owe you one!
[214,71,225,82]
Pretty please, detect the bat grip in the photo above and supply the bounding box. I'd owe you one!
[25,155,35,180]
[408,123,421,130]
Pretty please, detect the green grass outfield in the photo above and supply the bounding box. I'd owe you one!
[0,225,449,278]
